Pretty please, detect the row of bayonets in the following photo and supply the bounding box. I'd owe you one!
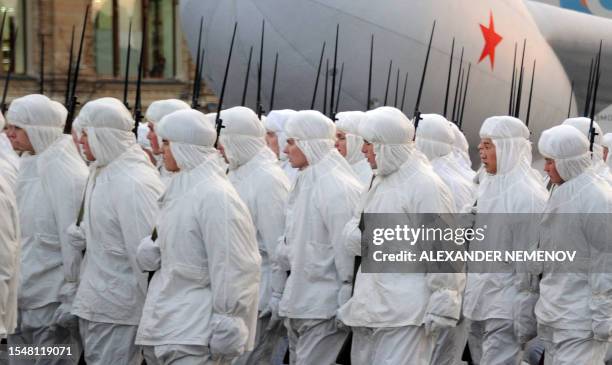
[5,5,602,151]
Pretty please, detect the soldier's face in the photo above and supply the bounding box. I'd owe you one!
[162,140,180,172]
[544,158,563,184]
[362,140,376,169]
[284,138,308,170]
[335,130,347,158]
[478,138,497,174]
[79,131,96,161]
[147,122,162,155]
[265,131,280,158]
[6,124,34,154]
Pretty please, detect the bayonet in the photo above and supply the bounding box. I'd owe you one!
[122,19,132,109]
[241,46,253,106]
[191,18,204,109]
[330,24,339,116]
[269,52,278,111]
[451,47,464,124]
[310,41,326,110]
[413,20,436,132]
[443,37,455,118]
[64,5,90,134]
[525,60,536,128]
[256,20,265,119]
[383,59,392,106]
[214,22,238,148]
[64,26,75,107]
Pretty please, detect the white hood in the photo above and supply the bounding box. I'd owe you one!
[285,110,341,167]
[264,109,296,162]
[6,94,65,154]
[538,124,592,182]
[78,97,139,167]
[336,111,367,165]
[156,108,218,172]
[218,106,272,171]
[359,106,427,177]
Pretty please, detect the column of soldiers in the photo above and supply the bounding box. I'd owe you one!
[1,91,612,365]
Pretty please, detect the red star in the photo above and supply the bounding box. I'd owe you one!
[478,11,503,70]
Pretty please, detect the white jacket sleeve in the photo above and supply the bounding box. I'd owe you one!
[199,190,261,355]
[319,185,360,285]
[342,216,362,257]
[418,207,464,322]
[585,212,612,341]
[254,179,289,296]
[201,191,261,316]
[0,188,19,337]
[41,158,88,303]
[115,180,162,295]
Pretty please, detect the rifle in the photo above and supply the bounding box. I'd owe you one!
[400,71,409,112]
[39,35,44,94]
[459,63,471,130]
[132,23,145,136]
[241,46,253,107]
[394,68,400,108]
[525,60,536,128]
[122,19,132,110]
[330,24,339,116]
[514,40,527,118]
[366,34,373,110]
[334,62,344,117]
[413,20,436,132]
[256,20,265,119]
[451,47,464,124]
[64,26,75,107]
[269,52,278,112]
[567,80,574,118]
[64,5,90,134]
[323,58,329,116]
[508,42,517,115]
[214,22,238,148]
[443,37,455,118]
[191,17,204,109]
[588,41,603,153]
[310,41,326,110]
[583,58,594,117]
[1,28,17,114]
[383,59,392,106]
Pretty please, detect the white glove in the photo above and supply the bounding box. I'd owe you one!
[423,313,456,336]
[260,293,282,331]
[274,236,291,272]
[337,283,352,308]
[66,223,86,251]
[136,235,161,272]
[208,314,249,359]
[513,291,539,344]
[51,302,78,329]
[592,319,612,342]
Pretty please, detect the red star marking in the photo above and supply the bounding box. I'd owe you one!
[478,11,503,70]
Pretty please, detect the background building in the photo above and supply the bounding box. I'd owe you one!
[0,0,215,114]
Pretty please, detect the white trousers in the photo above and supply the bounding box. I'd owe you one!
[8,304,81,365]
[351,325,436,365]
[78,318,141,365]
[467,319,521,365]
[431,318,468,365]
[539,324,608,365]
[153,344,230,365]
[233,314,285,365]
[285,318,348,365]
